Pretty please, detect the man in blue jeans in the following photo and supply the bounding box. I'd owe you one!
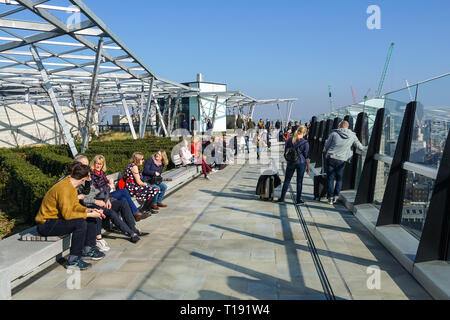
[323,121,366,205]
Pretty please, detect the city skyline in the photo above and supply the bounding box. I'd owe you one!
[84,0,450,122]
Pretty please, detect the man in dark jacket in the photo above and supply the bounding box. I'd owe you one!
[181,119,188,130]
[236,115,244,129]
[191,116,196,134]
[206,119,213,131]
[275,120,281,130]
[292,121,299,133]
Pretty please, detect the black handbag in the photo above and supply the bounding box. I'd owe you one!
[150,175,163,185]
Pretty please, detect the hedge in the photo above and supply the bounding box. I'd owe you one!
[0,149,58,223]
[0,136,183,225]
[27,148,73,177]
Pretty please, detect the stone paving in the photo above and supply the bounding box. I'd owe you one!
[12,146,431,300]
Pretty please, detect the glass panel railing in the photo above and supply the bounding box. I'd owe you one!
[401,171,435,239]
[373,162,391,208]
[381,86,417,157]
[412,75,450,169]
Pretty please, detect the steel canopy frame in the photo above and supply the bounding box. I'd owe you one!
[0,0,199,145]
[0,1,297,144]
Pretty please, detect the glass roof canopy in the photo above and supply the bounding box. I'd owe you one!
[0,0,297,110]
[0,0,201,106]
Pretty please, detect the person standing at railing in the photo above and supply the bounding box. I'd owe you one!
[323,120,366,205]
[277,126,310,205]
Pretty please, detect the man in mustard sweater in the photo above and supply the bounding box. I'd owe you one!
[36,162,106,270]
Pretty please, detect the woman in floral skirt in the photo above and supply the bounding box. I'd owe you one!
[124,152,161,213]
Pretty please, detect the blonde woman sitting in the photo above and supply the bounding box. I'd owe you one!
[124,152,161,214]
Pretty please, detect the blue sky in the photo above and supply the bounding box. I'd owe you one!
[84,0,450,122]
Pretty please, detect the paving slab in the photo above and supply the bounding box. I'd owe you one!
[11,151,431,300]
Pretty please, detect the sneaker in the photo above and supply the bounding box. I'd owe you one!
[327,198,334,205]
[130,234,141,243]
[205,176,211,180]
[82,248,105,261]
[65,257,92,271]
[333,198,339,204]
[96,239,110,252]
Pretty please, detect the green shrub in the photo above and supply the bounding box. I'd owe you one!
[27,149,73,177]
[0,149,58,224]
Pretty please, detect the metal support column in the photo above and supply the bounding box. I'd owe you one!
[311,120,324,164]
[286,101,294,125]
[307,117,317,156]
[154,97,168,137]
[29,45,78,157]
[377,102,417,226]
[116,80,137,140]
[249,104,256,120]
[211,95,219,129]
[277,104,284,127]
[354,108,385,203]
[170,96,181,134]
[317,119,333,168]
[81,38,103,152]
[140,78,154,138]
[416,129,450,262]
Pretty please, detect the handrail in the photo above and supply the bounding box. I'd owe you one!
[374,153,393,165]
[403,161,438,180]
[373,154,438,180]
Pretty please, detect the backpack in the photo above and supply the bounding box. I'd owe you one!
[284,145,299,163]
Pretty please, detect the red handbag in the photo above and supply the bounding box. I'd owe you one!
[118,178,126,190]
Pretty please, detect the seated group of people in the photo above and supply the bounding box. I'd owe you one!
[35,150,170,271]
[179,136,221,180]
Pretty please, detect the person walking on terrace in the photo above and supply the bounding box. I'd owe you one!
[36,162,106,270]
[323,120,366,205]
[277,126,310,205]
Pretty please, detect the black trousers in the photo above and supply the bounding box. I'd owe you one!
[37,218,97,257]
[91,199,137,236]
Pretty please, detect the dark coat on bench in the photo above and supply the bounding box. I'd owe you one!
[142,158,163,183]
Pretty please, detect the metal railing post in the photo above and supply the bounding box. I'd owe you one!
[377,102,417,226]
[354,108,385,204]
[415,129,450,262]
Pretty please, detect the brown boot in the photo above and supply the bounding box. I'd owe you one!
[151,205,160,211]
[157,203,167,208]
[134,211,150,222]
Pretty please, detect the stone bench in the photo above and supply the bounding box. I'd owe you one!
[0,227,71,300]
[0,165,201,300]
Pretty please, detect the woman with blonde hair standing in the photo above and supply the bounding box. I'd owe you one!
[277,125,310,204]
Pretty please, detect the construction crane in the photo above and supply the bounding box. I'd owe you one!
[350,86,357,104]
[375,42,395,98]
